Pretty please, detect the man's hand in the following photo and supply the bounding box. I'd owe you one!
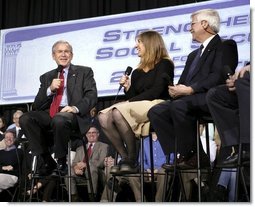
[60,106,78,113]
[226,64,250,92]
[73,161,86,175]
[2,165,13,171]
[50,78,63,92]
[104,156,114,167]
[168,84,194,98]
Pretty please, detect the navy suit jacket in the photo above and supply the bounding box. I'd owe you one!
[33,64,97,134]
[179,35,238,93]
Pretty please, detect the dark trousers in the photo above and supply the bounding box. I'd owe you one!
[206,72,250,147]
[19,111,79,158]
[148,93,209,156]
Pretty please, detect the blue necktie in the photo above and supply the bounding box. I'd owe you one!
[185,44,204,84]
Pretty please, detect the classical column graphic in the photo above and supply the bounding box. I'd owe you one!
[2,42,21,97]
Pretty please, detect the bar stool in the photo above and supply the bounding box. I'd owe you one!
[162,114,213,202]
[110,123,155,202]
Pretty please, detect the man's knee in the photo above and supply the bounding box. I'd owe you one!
[206,88,217,104]
[19,112,30,126]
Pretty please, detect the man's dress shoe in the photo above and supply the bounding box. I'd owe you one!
[162,150,210,170]
[222,150,250,166]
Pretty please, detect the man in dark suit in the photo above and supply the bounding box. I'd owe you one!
[148,9,238,169]
[207,63,250,164]
[19,40,97,175]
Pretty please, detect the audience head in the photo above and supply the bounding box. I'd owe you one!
[3,129,16,148]
[13,110,23,128]
[85,125,100,144]
[135,30,171,70]
[190,9,220,42]
[52,40,73,68]
[0,116,7,132]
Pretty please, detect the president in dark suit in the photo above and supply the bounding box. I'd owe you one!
[20,40,97,174]
[148,9,238,169]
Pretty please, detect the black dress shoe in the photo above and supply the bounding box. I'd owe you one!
[119,163,139,174]
[163,150,210,170]
[162,155,185,171]
[179,151,210,169]
[35,156,57,176]
[119,159,139,174]
[208,185,228,202]
[222,150,250,166]
[53,163,68,175]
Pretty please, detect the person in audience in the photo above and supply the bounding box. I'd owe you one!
[7,110,24,139]
[0,130,23,193]
[0,116,7,141]
[148,9,238,170]
[67,125,109,201]
[19,40,97,176]
[98,30,174,174]
[206,63,250,201]
[139,132,169,202]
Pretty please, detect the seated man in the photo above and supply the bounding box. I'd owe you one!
[19,40,97,176]
[206,63,250,201]
[0,130,23,193]
[206,63,250,165]
[67,125,109,201]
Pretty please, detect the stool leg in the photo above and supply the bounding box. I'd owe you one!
[67,141,71,202]
[240,166,250,201]
[148,133,155,202]
[82,139,95,201]
[140,137,144,202]
[197,120,201,202]
[29,155,37,202]
[110,152,118,202]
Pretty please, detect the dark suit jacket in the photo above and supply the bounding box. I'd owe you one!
[179,35,238,93]
[33,64,97,134]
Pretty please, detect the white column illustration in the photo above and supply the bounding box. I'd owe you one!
[2,42,21,97]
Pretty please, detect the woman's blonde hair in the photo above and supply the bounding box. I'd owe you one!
[136,30,172,70]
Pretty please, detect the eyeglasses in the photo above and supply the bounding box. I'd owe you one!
[55,50,72,55]
[190,21,201,26]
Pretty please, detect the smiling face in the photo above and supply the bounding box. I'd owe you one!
[86,127,99,143]
[52,42,73,67]
[190,15,204,42]
[135,38,146,57]
[4,131,15,147]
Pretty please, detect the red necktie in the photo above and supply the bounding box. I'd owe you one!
[87,143,93,158]
[84,143,93,163]
[49,70,64,118]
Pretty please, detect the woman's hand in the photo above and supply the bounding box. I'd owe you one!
[119,75,131,91]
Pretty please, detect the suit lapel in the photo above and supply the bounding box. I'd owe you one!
[189,35,221,80]
[90,142,99,158]
[67,64,77,104]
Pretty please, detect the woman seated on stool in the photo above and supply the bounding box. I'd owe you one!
[98,30,174,174]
